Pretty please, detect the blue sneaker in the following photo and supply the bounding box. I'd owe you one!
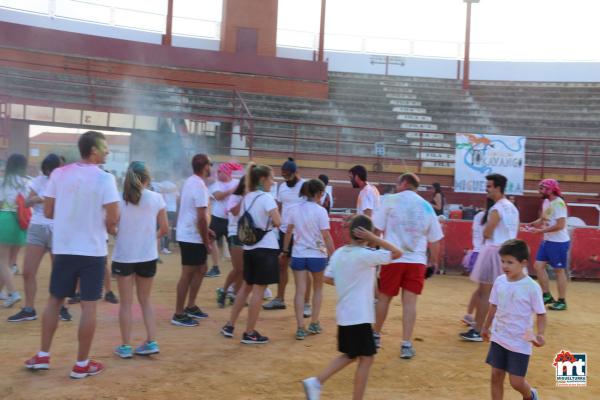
[114,345,133,359]
[185,306,208,319]
[135,341,160,356]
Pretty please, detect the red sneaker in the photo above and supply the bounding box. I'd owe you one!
[70,360,105,379]
[25,354,50,370]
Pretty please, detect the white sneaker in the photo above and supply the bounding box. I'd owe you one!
[0,291,7,301]
[11,264,19,274]
[263,287,273,300]
[302,377,321,400]
[303,303,312,318]
[161,248,172,255]
[4,292,21,308]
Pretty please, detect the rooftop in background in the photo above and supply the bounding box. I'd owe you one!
[1,0,600,62]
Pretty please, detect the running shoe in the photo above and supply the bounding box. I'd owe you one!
[296,327,309,340]
[161,248,172,255]
[185,306,208,319]
[373,332,382,349]
[262,298,286,310]
[8,307,37,322]
[549,300,567,311]
[302,377,321,400]
[460,328,483,342]
[114,345,133,359]
[68,293,81,304]
[171,313,199,327]
[400,345,416,359]
[221,324,234,338]
[11,264,19,274]
[4,291,21,308]
[216,288,226,308]
[135,341,160,356]
[241,330,269,344]
[303,303,312,318]
[25,354,50,370]
[307,322,322,335]
[70,360,105,379]
[543,292,555,305]
[205,265,221,278]
[60,306,72,321]
[530,388,539,400]
[104,291,119,304]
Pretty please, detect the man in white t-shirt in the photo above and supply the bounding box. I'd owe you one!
[263,158,305,311]
[461,173,520,342]
[205,162,242,278]
[317,174,334,214]
[526,179,570,311]
[349,165,380,217]
[372,173,444,359]
[26,131,120,379]
[172,154,214,327]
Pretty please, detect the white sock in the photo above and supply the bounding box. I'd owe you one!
[402,340,412,348]
[76,359,89,368]
[38,351,50,358]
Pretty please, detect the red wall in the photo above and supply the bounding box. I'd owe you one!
[329,219,599,280]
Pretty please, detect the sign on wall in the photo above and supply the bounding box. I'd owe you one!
[454,133,526,195]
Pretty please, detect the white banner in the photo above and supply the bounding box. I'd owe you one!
[454,133,526,195]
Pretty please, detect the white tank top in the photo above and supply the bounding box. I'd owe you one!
[486,198,519,245]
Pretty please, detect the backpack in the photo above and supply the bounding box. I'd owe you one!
[237,194,271,246]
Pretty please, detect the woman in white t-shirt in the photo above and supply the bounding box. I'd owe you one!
[221,163,281,344]
[216,178,246,308]
[8,154,67,322]
[0,153,30,308]
[282,179,335,340]
[112,162,169,359]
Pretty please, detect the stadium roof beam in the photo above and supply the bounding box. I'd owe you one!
[318,0,327,62]
[463,0,480,91]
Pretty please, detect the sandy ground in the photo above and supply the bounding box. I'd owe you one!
[0,249,598,400]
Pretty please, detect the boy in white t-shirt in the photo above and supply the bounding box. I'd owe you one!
[482,239,546,400]
[302,215,402,400]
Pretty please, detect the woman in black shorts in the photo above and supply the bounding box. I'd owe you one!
[220,163,281,344]
[111,162,169,359]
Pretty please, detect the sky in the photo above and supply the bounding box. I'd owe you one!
[2,0,600,61]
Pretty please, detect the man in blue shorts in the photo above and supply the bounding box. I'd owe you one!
[526,179,569,311]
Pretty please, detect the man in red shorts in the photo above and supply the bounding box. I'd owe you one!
[372,173,443,359]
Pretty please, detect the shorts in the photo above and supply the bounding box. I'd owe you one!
[26,223,53,249]
[338,323,377,359]
[228,235,243,247]
[291,257,328,273]
[536,240,570,269]
[243,248,279,285]
[210,216,228,243]
[50,255,105,301]
[112,259,157,278]
[0,211,26,246]
[379,262,426,296]
[179,241,208,266]
[279,230,294,254]
[486,341,530,377]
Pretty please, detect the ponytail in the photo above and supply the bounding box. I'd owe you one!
[123,161,150,205]
[245,162,272,191]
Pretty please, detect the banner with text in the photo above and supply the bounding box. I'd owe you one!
[454,133,526,195]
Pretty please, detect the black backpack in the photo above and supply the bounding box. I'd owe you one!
[237,194,271,245]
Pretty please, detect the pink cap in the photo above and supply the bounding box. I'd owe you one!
[218,162,243,177]
[539,178,562,196]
